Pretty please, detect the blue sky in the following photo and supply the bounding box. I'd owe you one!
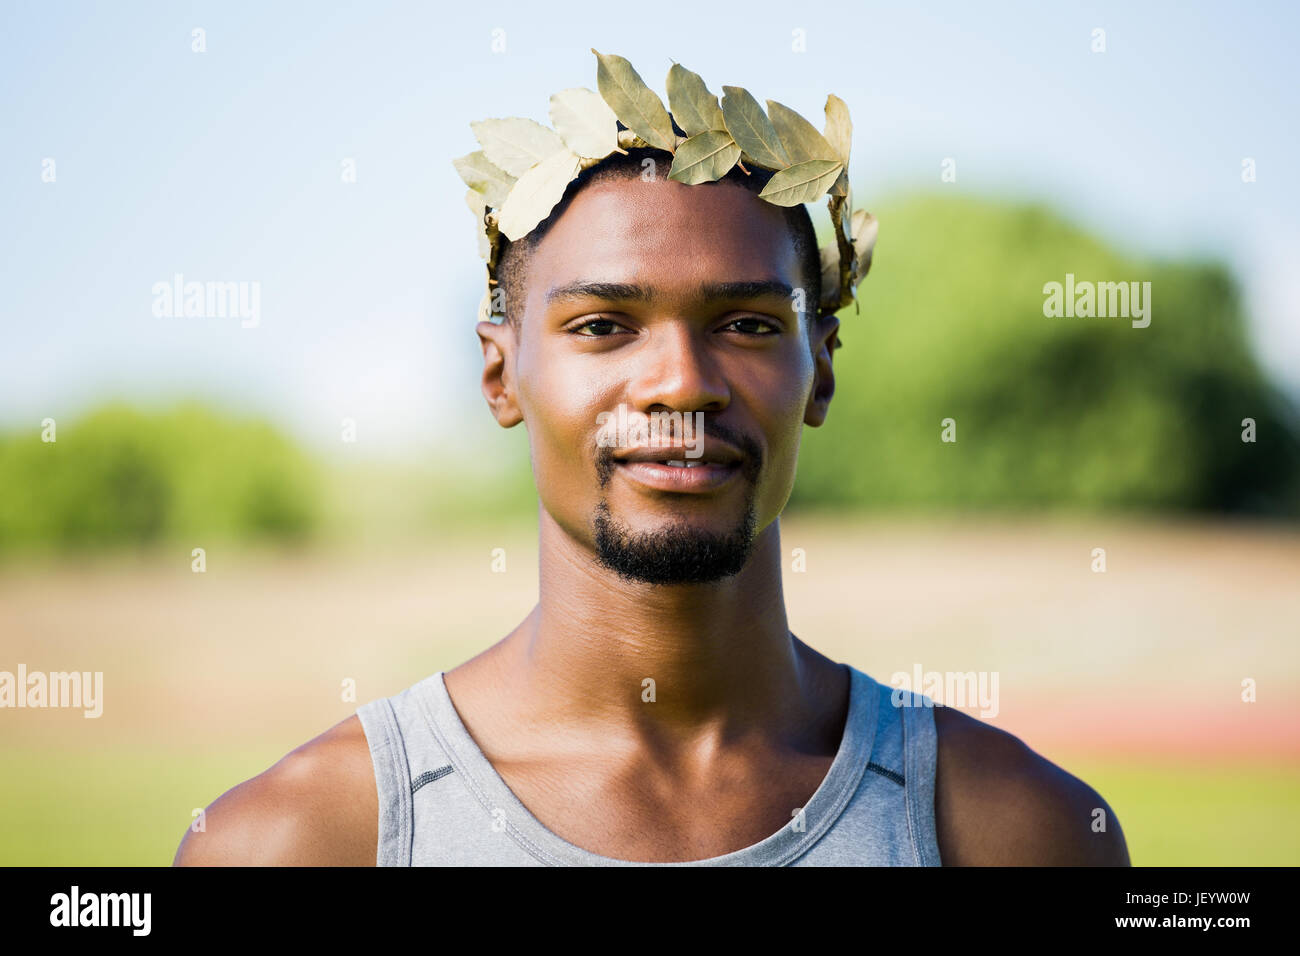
[3,0,1297,459]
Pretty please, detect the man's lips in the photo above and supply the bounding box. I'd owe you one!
[610,443,745,493]
[611,443,743,466]
[613,459,741,492]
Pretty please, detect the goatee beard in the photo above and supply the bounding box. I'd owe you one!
[591,497,758,585]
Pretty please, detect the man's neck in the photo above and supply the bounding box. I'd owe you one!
[460,511,832,748]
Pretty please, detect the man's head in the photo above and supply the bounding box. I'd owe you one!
[477,146,839,586]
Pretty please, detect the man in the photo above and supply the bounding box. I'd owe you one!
[174,54,1128,866]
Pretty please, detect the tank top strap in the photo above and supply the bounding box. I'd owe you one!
[860,676,942,865]
[356,673,455,866]
[898,691,942,865]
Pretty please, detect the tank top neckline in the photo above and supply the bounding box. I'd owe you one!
[411,664,881,866]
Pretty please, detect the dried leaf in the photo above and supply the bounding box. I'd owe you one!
[823,94,852,166]
[828,168,849,198]
[465,190,490,259]
[471,118,567,178]
[851,209,878,280]
[721,86,791,170]
[666,63,724,137]
[453,151,516,208]
[549,87,620,160]
[592,49,676,151]
[497,148,582,241]
[465,188,485,217]
[617,128,650,150]
[766,100,838,164]
[757,159,843,206]
[667,130,741,184]
[484,210,501,272]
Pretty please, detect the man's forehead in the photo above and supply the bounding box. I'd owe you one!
[543,177,794,243]
[526,178,802,304]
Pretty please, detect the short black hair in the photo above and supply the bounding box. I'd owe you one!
[494,146,821,330]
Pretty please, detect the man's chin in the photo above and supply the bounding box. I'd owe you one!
[591,501,757,586]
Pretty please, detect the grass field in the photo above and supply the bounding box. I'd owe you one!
[1061,758,1300,866]
[2,515,1297,865]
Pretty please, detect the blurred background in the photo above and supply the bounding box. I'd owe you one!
[2,0,1297,865]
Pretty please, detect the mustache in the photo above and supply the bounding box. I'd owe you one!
[595,419,763,488]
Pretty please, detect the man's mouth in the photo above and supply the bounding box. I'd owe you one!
[610,444,745,492]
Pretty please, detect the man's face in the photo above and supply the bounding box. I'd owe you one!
[479,175,836,585]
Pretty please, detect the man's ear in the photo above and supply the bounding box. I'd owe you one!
[477,317,523,427]
[804,312,839,427]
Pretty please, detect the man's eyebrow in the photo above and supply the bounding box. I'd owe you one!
[545,280,796,305]
[700,280,796,302]
[546,281,651,304]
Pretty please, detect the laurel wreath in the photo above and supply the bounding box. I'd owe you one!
[454,50,876,327]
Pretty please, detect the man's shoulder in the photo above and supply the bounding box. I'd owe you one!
[931,704,1130,866]
[172,714,377,866]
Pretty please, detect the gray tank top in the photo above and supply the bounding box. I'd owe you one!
[355,664,942,866]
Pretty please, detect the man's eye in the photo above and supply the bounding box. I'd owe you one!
[727,317,780,335]
[573,318,623,336]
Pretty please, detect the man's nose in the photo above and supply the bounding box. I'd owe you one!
[624,321,730,414]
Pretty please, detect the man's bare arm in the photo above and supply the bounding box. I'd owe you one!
[933,705,1130,866]
[173,715,378,866]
